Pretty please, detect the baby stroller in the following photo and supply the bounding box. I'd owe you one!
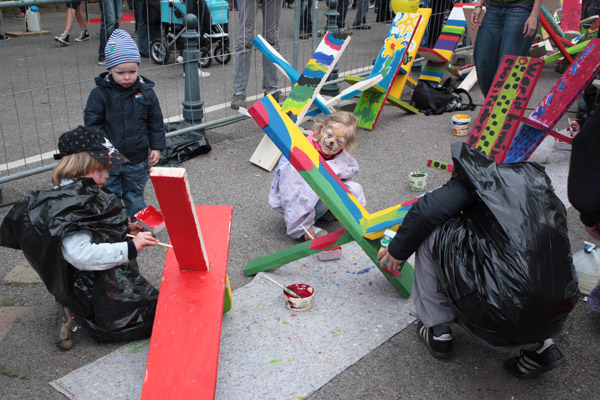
[150,0,231,67]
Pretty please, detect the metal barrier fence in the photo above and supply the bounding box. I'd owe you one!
[0,0,463,190]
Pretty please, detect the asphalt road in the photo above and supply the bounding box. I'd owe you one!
[0,3,599,400]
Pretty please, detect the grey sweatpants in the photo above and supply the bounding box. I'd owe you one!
[233,0,282,95]
[413,227,456,329]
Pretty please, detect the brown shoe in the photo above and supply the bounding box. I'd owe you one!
[56,303,77,351]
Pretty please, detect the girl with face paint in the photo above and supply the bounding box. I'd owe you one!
[269,111,366,241]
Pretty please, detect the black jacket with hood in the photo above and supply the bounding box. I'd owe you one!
[84,72,166,165]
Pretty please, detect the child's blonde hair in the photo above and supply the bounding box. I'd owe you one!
[52,152,106,186]
[312,111,359,153]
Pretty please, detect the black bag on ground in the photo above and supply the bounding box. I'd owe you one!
[158,123,212,167]
[411,78,476,115]
[434,143,580,347]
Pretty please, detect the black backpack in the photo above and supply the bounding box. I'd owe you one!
[411,78,476,115]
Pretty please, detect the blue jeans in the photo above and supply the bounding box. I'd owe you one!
[473,4,537,97]
[98,0,123,61]
[105,160,149,216]
[134,0,162,54]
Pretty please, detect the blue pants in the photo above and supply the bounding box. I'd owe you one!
[473,4,537,97]
[105,160,149,216]
[98,0,123,61]
[134,0,162,55]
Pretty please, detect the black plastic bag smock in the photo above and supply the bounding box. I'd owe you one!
[433,143,579,347]
[0,178,158,342]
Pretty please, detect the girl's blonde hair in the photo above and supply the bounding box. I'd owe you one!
[312,111,359,153]
[51,152,106,186]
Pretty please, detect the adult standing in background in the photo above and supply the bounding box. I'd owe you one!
[231,0,283,110]
[133,0,162,57]
[471,0,542,97]
[97,0,123,65]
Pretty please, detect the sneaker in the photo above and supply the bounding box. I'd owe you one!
[74,29,89,42]
[56,302,77,351]
[182,68,211,78]
[54,32,70,46]
[231,93,247,110]
[98,59,106,66]
[176,55,184,63]
[417,320,452,358]
[0,33,10,41]
[264,90,281,103]
[503,339,565,379]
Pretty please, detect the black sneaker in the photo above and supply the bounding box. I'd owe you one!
[0,33,11,41]
[264,90,282,104]
[56,302,77,351]
[74,29,89,42]
[503,339,565,379]
[55,32,70,46]
[417,320,452,358]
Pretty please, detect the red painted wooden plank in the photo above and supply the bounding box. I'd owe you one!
[150,168,209,271]
[526,39,600,132]
[141,205,232,400]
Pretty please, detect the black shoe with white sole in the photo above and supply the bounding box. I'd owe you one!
[417,320,452,358]
[503,339,565,379]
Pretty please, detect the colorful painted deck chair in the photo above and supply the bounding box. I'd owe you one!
[249,32,352,171]
[245,95,418,298]
[539,4,577,64]
[352,12,422,130]
[504,38,600,163]
[417,3,468,85]
[427,55,545,171]
[386,8,433,112]
[141,167,232,400]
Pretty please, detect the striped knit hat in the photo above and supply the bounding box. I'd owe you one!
[105,29,140,70]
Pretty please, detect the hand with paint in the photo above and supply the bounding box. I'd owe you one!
[569,120,581,133]
[128,221,145,235]
[131,231,159,252]
[377,247,405,272]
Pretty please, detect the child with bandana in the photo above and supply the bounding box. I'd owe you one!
[269,111,366,241]
[1,126,160,350]
[85,29,166,218]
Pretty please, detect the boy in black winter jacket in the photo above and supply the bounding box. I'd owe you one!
[84,29,166,217]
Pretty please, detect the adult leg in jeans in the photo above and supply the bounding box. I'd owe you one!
[232,0,258,96]
[98,0,123,62]
[260,0,282,94]
[474,5,537,97]
[134,0,150,55]
[352,0,370,28]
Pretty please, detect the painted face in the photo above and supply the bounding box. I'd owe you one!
[83,166,110,190]
[109,62,139,88]
[318,123,348,156]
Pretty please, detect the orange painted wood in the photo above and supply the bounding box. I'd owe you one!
[150,167,209,271]
[141,205,233,400]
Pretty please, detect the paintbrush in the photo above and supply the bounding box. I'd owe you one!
[300,224,315,240]
[263,274,302,299]
[126,234,173,249]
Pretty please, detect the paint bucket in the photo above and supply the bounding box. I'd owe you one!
[284,283,315,311]
[452,114,471,136]
[408,171,427,191]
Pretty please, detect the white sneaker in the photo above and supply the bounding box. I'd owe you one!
[176,55,184,63]
[182,69,211,78]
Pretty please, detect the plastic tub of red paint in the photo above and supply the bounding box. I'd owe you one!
[283,284,315,311]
